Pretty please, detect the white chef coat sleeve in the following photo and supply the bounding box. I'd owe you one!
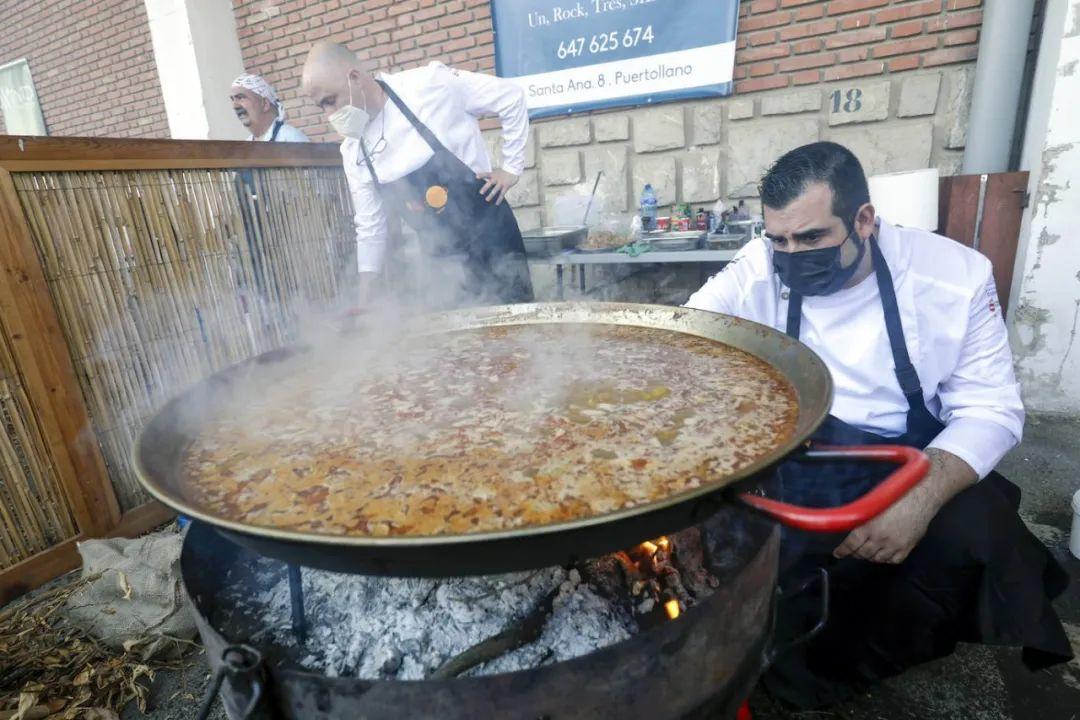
[926,263,1024,478]
[684,244,762,317]
[442,65,529,176]
[341,143,388,274]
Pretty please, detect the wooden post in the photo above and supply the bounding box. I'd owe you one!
[937,171,1028,316]
[0,168,120,535]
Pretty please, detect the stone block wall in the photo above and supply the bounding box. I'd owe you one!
[489,64,974,229]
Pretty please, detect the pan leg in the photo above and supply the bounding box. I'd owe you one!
[288,564,306,643]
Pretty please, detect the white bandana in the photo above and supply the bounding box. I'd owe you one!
[232,73,286,121]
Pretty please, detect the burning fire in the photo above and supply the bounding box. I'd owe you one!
[633,535,669,560]
[584,528,714,631]
[623,535,683,622]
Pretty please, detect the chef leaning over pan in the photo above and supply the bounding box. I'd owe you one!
[686,141,1072,708]
[301,41,534,307]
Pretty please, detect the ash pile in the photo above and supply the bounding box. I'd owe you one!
[222,528,719,680]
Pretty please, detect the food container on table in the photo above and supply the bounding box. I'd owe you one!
[696,210,708,232]
[707,232,749,250]
[726,219,754,242]
[521,226,588,257]
[578,213,638,253]
[656,217,671,231]
[648,231,706,251]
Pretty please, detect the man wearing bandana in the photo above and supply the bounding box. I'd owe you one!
[300,41,533,308]
[229,73,310,143]
[686,142,1071,708]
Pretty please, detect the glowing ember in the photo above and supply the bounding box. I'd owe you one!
[639,540,659,556]
[663,599,681,620]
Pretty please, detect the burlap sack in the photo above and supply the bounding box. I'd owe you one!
[64,530,196,660]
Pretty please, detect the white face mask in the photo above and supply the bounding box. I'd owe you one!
[328,75,370,139]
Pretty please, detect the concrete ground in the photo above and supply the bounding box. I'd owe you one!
[123,415,1079,719]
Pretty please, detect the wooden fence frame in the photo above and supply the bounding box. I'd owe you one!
[938,171,1029,317]
[0,136,343,603]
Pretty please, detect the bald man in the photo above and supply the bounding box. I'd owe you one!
[302,42,533,307]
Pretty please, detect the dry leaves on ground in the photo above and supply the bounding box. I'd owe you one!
[0,574,196,720]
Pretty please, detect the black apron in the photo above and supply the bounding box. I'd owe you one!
[359,81,533,306]
[763,237,1072,708]
[268,120,283,141]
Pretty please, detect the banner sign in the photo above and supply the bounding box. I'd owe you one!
[0,59,46,136]
[492,0,739,118]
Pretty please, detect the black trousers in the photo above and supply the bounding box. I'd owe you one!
[764,471,1073,709]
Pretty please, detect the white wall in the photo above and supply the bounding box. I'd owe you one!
[187,0,248,140]
[1008,0,1080,413]
[143,0,247,140]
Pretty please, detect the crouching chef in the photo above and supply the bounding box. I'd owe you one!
[301,41,534,308]
[686,141,1071,708]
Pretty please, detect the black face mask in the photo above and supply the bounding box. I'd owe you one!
[772,228,867,297]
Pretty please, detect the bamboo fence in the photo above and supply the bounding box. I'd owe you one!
[11,166,354,515]
[0,321,78,570]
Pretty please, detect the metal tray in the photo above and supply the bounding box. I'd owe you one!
[646,230,706,252]
[706,233,748,250]
[521,226,587,257]
[649,238,697,251]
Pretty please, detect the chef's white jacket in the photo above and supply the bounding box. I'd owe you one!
[248,122,310,142]
[340,62,530,274]
[685,219,1023,478]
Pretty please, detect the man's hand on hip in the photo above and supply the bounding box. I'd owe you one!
[834,448,978,564]
[477,169,518,205]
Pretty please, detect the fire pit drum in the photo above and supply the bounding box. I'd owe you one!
[134,302,928,577]
[182,509,781,720]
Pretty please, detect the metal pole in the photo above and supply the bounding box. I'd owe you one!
[961,0,1037,174]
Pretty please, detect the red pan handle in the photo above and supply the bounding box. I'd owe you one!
[737,445,930,533]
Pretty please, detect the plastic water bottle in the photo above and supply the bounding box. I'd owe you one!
[640,184,657,232]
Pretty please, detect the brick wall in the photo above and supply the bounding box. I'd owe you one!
[0,0,168,138]
[233,0,983,143]
[734,0,983,93]
[232,0,496,142]
[0,0,984,141]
